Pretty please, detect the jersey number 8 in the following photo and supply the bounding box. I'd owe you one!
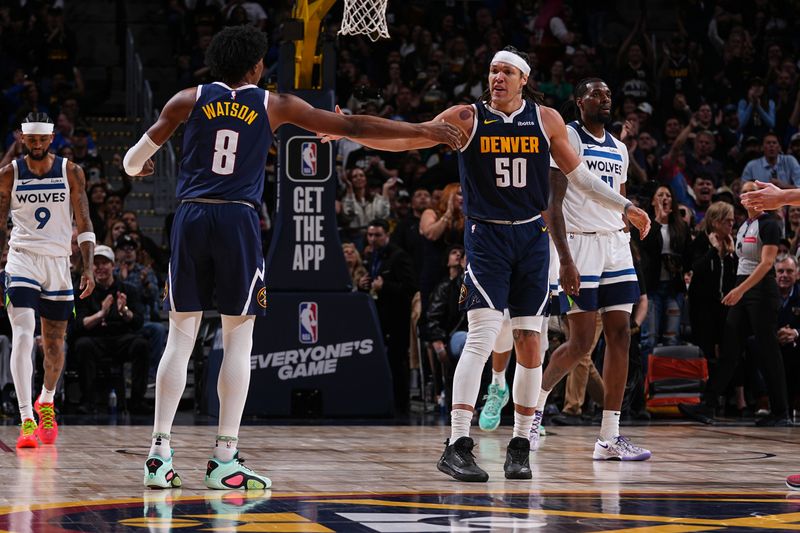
[212,129,239,175]
[495,158,527,188]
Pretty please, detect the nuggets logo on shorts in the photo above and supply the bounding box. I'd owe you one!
[161,282,169,302]
[257,287,267,308]
[458,283,467,305]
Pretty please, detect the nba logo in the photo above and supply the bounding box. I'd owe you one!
[298,302,318,344]
[301,142,317,176]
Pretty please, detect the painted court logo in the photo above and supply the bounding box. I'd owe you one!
[299,301,318,344]
[301,142,317,176]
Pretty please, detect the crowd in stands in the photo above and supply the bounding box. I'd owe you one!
[5,0,800,422]
[316,0,800,422]
[0,1,166,415]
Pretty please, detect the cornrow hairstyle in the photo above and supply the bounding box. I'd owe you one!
[481,45,544,105]
[24,112,52,124]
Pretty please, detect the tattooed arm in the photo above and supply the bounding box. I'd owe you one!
[67,161,95,298]
[0,163,14,256]
[543,168,579,295]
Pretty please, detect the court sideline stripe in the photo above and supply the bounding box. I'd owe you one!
[0,439,11,453]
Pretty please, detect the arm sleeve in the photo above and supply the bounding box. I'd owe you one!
[565,161,631,212]
[122,134,160,175]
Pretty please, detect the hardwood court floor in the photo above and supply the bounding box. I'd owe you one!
[0,424,798,531]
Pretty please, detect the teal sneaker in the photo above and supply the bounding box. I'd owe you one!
[204,452,272,490]
[143,450,182,489]
[478,383,509,431]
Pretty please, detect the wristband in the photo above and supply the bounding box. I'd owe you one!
[77,232,96,245]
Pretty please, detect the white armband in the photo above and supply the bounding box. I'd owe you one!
[77,232,96,245]
[123,133,160,175]
[565,161,630,213]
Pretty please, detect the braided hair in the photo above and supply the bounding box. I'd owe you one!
[23,111,52,125]
[480,46,544,105]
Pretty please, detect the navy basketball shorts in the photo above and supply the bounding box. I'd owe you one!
[4,247,74,320]
[166,202,266,316]
[558,230,640,314]
[461,217,550,320]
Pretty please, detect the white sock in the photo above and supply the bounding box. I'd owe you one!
[39,386,55,404]
[214,435,238,462]
[216,315,255,439]
[150,432,171,458]
[9,305,35,422]
[492,369,506,389]
[513,412,534,439]
[450,408,472,442]
[535,387,551,413]
[152,311,202,437]
[600,410,621,442]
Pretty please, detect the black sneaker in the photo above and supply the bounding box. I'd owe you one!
[678,402,715,425]
[504,437,532,479]
[755,415,794,427]
[437,437,488,482]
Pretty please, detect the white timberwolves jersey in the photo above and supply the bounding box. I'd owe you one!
[10,156,72,256]
[562,122,628,233]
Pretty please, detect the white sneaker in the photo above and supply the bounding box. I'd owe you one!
[592,436,651,461]
[529,410,544,451]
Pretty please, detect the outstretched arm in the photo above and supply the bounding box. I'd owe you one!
[542,106,650,238]
[123,87,197,176]
[67,162,95,299]
[741,181,800,210]
[270,93,463,150]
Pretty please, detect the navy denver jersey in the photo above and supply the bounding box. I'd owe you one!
[458,100,551,221]
[178,82,272,205]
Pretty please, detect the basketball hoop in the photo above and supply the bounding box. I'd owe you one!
[338,0,390,41]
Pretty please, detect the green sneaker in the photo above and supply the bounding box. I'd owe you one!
[204,452,272,490]
[478,383,509,431]
[143,450,182,489]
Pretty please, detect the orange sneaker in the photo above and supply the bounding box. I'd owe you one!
[16,418,38,449]
[34,397,58,444]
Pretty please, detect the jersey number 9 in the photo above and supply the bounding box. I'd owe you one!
[34,207,51,229]
[495,158,527,188]
[212,129,239,175]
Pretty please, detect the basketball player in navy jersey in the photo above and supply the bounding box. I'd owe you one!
[123,25,461,489]
[0,112,95,448]
[322,46,650,481]
[530,79,651,461]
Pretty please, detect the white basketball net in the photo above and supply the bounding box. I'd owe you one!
[338,0,390,41]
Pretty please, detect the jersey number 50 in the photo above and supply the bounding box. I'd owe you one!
[495,158,527,188]
[212,129,239,175]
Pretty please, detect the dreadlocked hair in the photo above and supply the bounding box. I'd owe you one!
[23,112,52,124]
[480,45,544,105]
[205,25,268,84]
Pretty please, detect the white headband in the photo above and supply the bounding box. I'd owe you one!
[491,51,531,77]
[21,122,54,135]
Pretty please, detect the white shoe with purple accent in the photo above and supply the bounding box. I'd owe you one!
[592,436,651,461]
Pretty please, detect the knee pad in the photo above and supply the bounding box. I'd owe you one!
[463,308,504,362]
